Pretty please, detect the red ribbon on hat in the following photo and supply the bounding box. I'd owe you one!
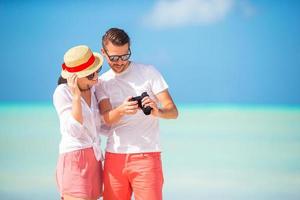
[62,54,95,72]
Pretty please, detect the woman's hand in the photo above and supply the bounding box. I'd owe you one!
[67,74,83,124]
[67,74,81,97]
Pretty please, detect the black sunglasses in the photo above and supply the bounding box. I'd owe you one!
[86,66,102,80]
[103,48,131,62]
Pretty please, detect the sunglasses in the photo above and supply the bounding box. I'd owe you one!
[86,66,102,80]
[103,48,131,62]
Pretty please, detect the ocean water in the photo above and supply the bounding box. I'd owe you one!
[0,103,300,200]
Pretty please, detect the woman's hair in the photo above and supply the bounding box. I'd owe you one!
[102,28,130,48]
[57,76,67,85]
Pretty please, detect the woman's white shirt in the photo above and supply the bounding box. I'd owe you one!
[53,84,105,161]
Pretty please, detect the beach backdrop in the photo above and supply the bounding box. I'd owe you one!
[1,1,300,200]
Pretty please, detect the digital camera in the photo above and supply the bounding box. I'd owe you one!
[130,92,152,115]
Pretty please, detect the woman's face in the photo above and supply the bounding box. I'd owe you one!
[77,70,99,91]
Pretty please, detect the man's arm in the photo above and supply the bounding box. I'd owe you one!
[98,97,139,125]
[142,89,178,119]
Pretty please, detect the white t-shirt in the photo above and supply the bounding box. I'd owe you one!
[53,84,107,161]
[95,62,168,153]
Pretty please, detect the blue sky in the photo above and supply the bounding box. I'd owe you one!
[0,0,299,104]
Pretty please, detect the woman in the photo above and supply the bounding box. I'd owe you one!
[53,45,106,200]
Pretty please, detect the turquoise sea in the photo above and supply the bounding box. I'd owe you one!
[0,104,300,200]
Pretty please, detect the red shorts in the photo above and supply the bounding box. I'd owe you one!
[103,152,164,200]
[56,148,103,199]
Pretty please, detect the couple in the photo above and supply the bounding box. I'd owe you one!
[53,28,178,200]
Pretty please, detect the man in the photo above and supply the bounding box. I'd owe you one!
[95,28,178,200]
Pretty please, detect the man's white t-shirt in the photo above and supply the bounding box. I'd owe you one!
[95,62,168,153]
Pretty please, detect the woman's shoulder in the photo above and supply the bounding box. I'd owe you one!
[53,84,70,100]
[54,84,68,94]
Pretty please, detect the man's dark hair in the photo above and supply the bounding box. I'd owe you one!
[102,28,130,48]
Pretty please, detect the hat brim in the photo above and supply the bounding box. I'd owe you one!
[61,52,103,79]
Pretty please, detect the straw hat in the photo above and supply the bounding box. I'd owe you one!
[61,45,103,79]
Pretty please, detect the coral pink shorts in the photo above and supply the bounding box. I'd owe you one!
[56,147,103,199]
[103,152,164,200]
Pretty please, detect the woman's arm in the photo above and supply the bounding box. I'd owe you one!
[67,74,83,124]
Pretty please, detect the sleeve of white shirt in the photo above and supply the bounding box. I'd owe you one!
[95,115,111,137]
[97,119,111,137]
[94,81,111,136]
[53,85,85,138]
[95,80,109,103]
[148,65,169,94]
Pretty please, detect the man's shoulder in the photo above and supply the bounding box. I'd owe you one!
[99,69,114,81]
[132,62,157,73]
[132,62,153,68]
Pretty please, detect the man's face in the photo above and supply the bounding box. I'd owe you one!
[102,41,131,74]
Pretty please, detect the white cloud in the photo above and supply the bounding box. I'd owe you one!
[143,0,234,28]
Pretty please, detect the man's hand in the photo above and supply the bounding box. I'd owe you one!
[141,96,160,117]
[117,96,139,116]
[142,90,178,119]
